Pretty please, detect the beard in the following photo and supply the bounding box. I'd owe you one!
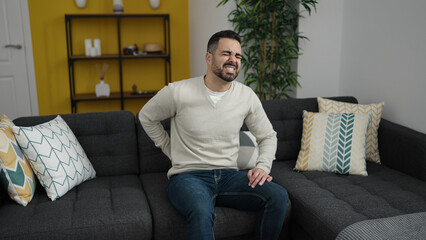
[211,61,240,82]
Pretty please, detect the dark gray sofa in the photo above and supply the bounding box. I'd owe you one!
[1,111,153,239]
[0,96,424,240]
[264,97,426,240]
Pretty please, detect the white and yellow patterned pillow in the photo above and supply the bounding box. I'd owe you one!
[0,115,36,206]
[318,97,384,163]
[13,115,96,201]
[295,111,371,176]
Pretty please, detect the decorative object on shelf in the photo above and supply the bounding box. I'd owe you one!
[131,84,138,94]
[149,0,160,9]
[131,84,155,95]
[123,44,157,56]
[93,38,101,56]
[144,43,162,54]
[89,47,97,56]
[84,38,101,56]
[95,63,110,97]
[123,44,139,55]
[113,0,124,13]
[84,38,92,56]
[75,0,87,8]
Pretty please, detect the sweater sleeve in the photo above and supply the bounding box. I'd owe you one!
[244,93,277,174]
[138,85,176,160]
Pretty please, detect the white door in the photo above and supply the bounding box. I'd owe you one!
[0,0,38,119]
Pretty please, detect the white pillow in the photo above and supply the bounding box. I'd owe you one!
[237,131,259,170]
[13,115,96,201]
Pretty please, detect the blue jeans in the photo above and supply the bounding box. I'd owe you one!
[168,169,289,240]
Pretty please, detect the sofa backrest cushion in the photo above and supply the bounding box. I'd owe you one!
[137,117,172,174]
[13,111,139,177]
[137,96,358,173]
[261,96,358,162]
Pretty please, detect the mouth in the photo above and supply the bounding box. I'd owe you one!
[224,64,237,74]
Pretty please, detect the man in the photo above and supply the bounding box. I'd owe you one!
[139,30,289,240]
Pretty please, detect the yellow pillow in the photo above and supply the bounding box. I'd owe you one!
[0,115,36,206]
[295,111,370,176]
[318,97,384,163]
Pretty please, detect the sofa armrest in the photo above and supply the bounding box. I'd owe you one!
[378,118,426,182]
[336,212,426,240]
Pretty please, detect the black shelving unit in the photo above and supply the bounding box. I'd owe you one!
[65,13,171,113]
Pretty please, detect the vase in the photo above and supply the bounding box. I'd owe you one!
[96,80,110,97]
[113,0,123,13]
[75,0,87,8]
[149,0,160,9]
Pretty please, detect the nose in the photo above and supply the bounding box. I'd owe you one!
[227,54,238,65]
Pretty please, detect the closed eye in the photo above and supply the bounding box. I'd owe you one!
[222,51,242,59]
[222,51,231,56]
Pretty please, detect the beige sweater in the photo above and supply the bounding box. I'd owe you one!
[139,76,277,178]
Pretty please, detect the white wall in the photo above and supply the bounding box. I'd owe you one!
[296,0,343,98]
[338,0,426,133]
[189,0,426,133]
[188,0,243,83]
[297,0,426,133]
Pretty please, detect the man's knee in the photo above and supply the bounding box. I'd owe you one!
[266,183,289,209]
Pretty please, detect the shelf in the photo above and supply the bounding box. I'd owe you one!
[121,54,170,59]
[69,54,170,61]
[72,92,122,101]
[123,91,157,99]
[66,13,170,113]
[65,13,169,19]
[72,91,157,102]
[69,54,121,61]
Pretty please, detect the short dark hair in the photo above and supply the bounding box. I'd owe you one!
[207,30,241,53]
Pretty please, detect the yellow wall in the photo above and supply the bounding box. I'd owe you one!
[28,0,189,115]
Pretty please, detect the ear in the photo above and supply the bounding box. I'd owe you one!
[205,52,212,65]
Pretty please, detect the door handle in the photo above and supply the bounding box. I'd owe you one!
[4,44,22,49]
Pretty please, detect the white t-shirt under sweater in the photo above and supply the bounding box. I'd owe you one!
[139,76,277,178]
[205,84,228,105]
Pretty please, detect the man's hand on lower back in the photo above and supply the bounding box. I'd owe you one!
[247,168,273,188]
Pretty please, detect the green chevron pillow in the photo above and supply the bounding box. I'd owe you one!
[0,115,36,206]
[13,115,96,201]
[295,111,371,176]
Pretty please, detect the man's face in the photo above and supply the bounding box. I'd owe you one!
[209,38,242,82]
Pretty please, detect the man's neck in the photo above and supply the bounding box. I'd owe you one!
[204,74,232,92]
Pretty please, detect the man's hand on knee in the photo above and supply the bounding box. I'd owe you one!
[247,168,273,188]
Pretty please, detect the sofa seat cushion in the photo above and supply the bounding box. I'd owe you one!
[271,160,426,240]
[0,175,152,240]
[140,172,258,240]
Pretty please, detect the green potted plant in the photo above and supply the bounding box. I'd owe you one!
[218,0,317,100]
